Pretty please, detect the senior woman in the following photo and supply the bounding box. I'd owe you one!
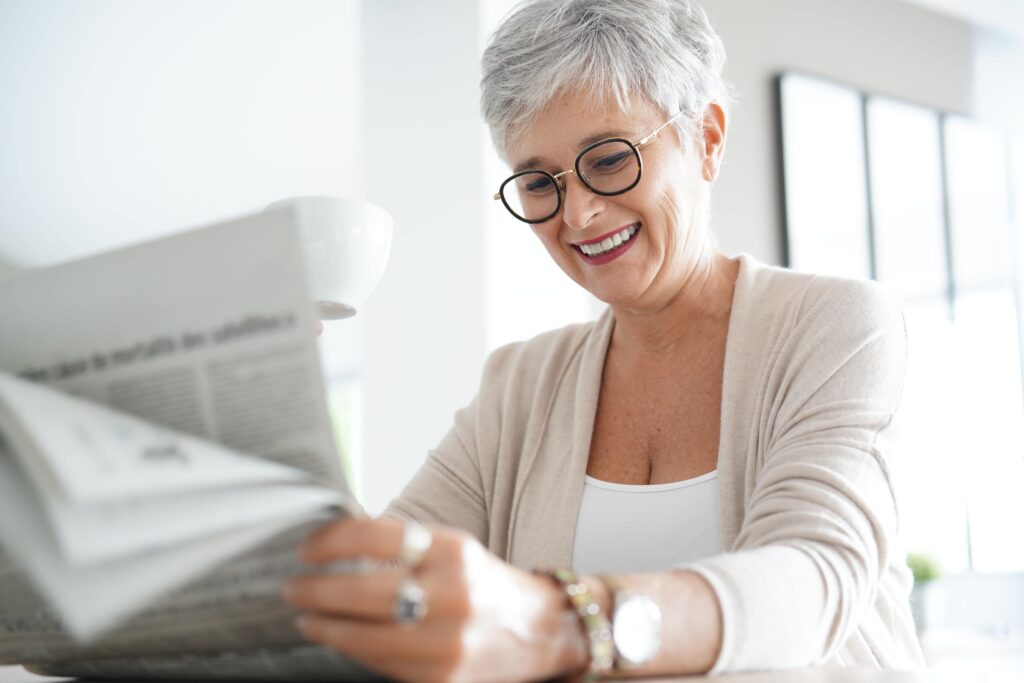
[284,0,925,680]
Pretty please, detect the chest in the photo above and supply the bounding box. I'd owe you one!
[587,337,726,484]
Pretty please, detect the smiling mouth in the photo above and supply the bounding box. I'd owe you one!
[573,223,640,258]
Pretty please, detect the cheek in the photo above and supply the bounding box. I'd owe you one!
[531,223,571,260]
[636,184,685,250]
[647,175,704,245]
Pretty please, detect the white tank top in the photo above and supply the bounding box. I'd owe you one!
[571,470,722,574]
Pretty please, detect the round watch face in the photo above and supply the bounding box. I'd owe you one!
[612,593,663,666]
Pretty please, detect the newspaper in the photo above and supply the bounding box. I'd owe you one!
[0,207,346,486]
[0,207,371,678]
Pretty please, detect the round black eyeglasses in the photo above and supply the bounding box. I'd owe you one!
[493,111,684,224]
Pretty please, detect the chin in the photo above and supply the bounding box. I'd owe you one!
[584,283,644,307]
[587,269,654,302]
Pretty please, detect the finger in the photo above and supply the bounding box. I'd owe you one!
[284,569,461,623]
[300,517,418,565]
[295,613,459,663]
[285,572,394,621]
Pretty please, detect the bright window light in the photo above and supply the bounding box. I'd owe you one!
[779,73,872,279]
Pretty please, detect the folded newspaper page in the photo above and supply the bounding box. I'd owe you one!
[0,206,370,678]
[0,433,339,640]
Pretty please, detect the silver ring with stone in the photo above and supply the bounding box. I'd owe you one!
[398,522,433,570]
[393,577,428,626]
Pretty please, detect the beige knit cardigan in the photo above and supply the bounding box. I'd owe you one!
[387,254,926,673]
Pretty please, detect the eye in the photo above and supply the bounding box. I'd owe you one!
[586,149,633,174]
[523,175,555,193]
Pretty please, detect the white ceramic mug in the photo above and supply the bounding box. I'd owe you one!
[265,196,393,319]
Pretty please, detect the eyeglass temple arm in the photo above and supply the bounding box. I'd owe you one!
[636,110,686,148]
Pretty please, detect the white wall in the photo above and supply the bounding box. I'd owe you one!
[0,0,361,266]
[0,261,20,281]
[901,0,1024,39]
[358,0,488,513]
[700,0,974,265]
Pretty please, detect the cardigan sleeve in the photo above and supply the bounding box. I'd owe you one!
[686,279,910,673]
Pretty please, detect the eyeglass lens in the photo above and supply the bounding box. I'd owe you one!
[499,139,640,223]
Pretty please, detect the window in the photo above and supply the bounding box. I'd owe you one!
[779,74,872,279]
[779,72,1024,574]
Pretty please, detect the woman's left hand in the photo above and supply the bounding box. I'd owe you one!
[283,517,584,683]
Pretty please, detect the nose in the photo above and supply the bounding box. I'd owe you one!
[560,173,604,232]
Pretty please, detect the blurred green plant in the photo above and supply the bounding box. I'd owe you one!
[906,552,941,585]
[327,379,363,503]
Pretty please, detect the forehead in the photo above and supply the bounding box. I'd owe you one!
[505,92,664,170]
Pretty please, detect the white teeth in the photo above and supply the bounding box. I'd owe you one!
[577,224,639,257]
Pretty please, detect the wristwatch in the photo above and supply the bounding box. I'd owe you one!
[610,590,663,668]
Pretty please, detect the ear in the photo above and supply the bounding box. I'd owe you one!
[700,102,727,182]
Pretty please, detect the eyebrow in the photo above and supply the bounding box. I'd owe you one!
[512,129,632,174]
[579,129,629,148]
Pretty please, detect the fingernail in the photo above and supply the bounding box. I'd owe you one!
[282,581,300,603]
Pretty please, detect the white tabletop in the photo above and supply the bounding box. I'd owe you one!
[1,667,67,683]
[3,664,1023,683]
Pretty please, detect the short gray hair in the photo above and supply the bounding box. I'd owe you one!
[481,0,733,156]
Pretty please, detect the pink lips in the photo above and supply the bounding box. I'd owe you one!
[573,223,641,266]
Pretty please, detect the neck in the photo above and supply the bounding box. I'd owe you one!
[608,249,739,357]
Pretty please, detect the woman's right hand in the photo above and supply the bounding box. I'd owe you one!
[283,517,587,683]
